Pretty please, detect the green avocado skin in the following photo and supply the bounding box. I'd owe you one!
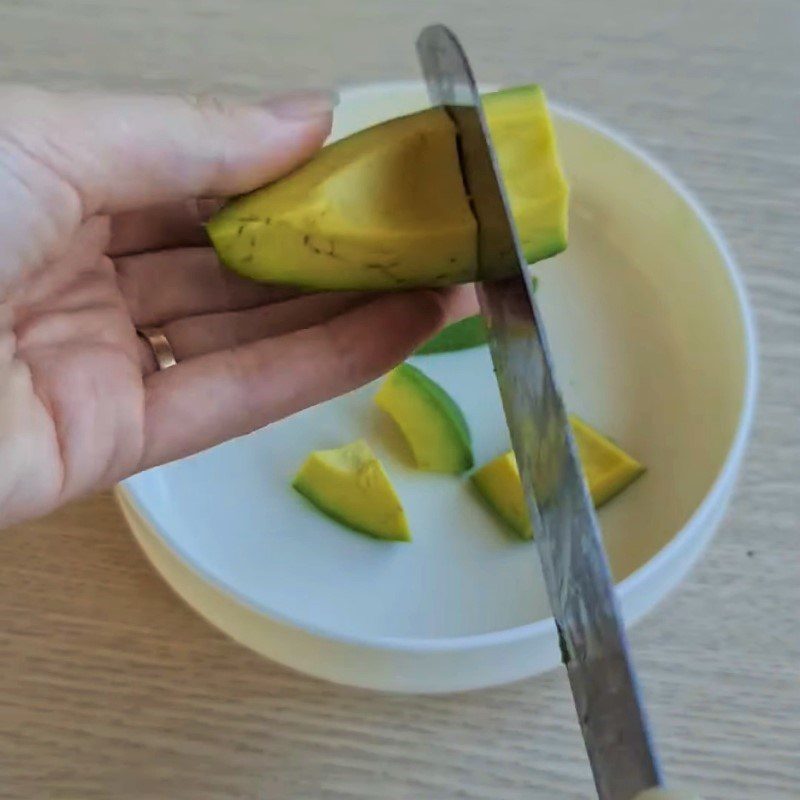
[292,480,411,542]
[415,277,538,355]
[415,315,488,355]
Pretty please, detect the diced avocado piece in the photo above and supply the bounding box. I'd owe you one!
[471,415,645,539]
[570,416,646,507]
[292,439,410,541]
[374,364,473,474]
[207,85,568,290]
[472,451,533,539]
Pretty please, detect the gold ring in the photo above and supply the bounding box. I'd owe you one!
[137,326,177,370]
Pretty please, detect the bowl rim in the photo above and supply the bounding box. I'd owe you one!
[120,81,758,655]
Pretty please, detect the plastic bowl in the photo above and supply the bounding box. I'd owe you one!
[116,81,756,693]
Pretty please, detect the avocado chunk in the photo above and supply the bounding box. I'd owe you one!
[472,451,533,539]
[415,314,488,355]
[472,416,645,539]
[292,439,410,541]
[207,85,568,290]
[416,277,538,355]
[481,87,568,265]
[374,363,473,474]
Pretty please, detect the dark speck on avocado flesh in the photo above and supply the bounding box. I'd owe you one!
[301,233,341,259]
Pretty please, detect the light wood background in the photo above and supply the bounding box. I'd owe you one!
[1,1,798,797]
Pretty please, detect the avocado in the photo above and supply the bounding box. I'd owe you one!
[482,86,568,265]
[415,314,488,355]
[570,415,646,507]
[415,277,538,355]
[471,416,645,540]
[292,439,410,541]
[374,363,473,474]
[471,451,533,539]
[207,85,568,290]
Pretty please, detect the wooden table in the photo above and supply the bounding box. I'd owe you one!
[1,1,797,797]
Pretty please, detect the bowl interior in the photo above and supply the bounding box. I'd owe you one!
[123,82,749,642]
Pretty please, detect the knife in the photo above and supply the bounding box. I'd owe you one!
[416,24,664,799]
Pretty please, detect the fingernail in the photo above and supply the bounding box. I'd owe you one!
[265,89,339,120]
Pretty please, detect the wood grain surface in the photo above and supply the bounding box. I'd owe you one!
[1,1,798,797]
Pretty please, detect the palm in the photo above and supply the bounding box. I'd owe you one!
[10,215,145,521]
[6,201,393,522]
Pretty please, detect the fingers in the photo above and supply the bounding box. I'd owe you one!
[115,246,301,326]
[116,242,477,330]
[445,283,479,321]
[2,86,334,216]
[108,198,222,256]
[139,290,449,469]
[136,292,369,370]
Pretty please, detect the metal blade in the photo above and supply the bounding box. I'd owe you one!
[416,24,662,799]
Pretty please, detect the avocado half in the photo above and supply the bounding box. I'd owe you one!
[207,85,568,290]
[471,416,645,540]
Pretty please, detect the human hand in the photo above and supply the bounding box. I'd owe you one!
[0,86,474,527]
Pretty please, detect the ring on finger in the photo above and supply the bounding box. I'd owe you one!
[136,326,177,371]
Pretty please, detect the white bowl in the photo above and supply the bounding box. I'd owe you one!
[116,81,757,694]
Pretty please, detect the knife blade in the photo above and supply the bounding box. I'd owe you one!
[416,24,663,799]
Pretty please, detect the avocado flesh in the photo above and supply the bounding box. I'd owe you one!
[570,416,646,507]
[208,85,568,290]
[374,363,473,474]
[472,416,645,539]
[472,451,533,539]
[482,86,568,264]
[293,439,411,541]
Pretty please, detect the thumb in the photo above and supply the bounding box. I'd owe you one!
[0,85,335,216]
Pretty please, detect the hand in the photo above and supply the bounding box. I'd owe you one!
[0,85,474,527]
